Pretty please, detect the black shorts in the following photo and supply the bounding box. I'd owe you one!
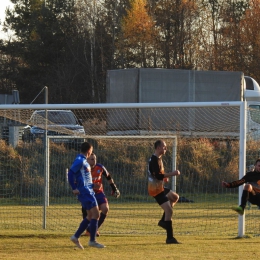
[248,191,260,206]
[164,187,170,195]
[154,187,170,205]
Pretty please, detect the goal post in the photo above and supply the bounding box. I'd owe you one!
[238,101,247,237]
[0,101,251,237]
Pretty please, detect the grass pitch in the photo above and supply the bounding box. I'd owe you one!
[0,232,260,260]
[1,200,260,259]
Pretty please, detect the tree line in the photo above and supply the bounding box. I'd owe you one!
[0,0,259,104]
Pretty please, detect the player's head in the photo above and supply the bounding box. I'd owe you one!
[81,142,93,157]
[87,153,97,168]
[254,158,260,172]
[154,140,167,156]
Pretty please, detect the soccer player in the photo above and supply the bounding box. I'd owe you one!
[68,142,105,249]
[148,139,181,244]
[82,152,120,236]
[222,158,260,215]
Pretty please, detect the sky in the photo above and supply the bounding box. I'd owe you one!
[0,0,14,39]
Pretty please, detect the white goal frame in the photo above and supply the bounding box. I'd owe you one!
[0,101,247,237]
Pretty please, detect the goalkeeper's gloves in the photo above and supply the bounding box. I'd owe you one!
[110,183,120,198]
[112,188,120,198]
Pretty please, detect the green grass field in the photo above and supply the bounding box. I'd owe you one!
[1,200,260,259]
[1,232,260,260]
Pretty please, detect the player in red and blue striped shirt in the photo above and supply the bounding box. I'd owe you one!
[82,153,120,236]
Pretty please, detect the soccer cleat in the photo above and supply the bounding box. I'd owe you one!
[231,206,244,215]
[158,220,167,230]
[166,237,181,244]
[70,235,84,250]
[88,241,106,248]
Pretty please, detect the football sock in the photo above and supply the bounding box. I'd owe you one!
[75,218,90,238]
[241,190,249,209]
[98,212,107,228]
[165,220,174,239]
[82,207,87,219]
[89,219,98,241]
[161,212,165,221]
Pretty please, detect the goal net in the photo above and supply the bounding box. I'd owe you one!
[0,102,259,237]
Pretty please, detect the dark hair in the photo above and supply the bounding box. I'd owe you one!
[81,142,93,153]
[255,158,260,165]
[154,140,163,149]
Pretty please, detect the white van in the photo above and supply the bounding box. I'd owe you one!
[244,76,260,140]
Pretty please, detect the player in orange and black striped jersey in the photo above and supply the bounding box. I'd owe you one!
[222,158,260,216]
[82,153,120,236]
[148,140,181,244]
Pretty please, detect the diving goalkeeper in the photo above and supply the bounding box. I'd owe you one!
[222,158,260,215]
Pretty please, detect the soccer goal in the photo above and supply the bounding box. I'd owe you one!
[1,101,258,237]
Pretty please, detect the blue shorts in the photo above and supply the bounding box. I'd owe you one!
[95,192,108,206]
[78,192,98,210]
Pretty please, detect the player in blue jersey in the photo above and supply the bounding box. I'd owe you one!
[68,142,105,249]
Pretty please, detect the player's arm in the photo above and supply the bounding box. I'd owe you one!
[109,180,120,198]
[102,165,120,198]
[222,178,246,188]
[68,160,84,195]
[67,169,79,195]
[164,170,180,178]
[150,157,180,180]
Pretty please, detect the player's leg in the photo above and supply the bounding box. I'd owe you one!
[88,205,99,240]
[96,192,109,230]
[70,200,91,249]
[84,193,108,237]
[166,190,179,207]
[159,188,169,223]
[160,200,172,221]
[159,188,179,223]
[81,206,89,235]
[160,200,180,244]
[154,191,180,244]
[98,203,109,228]
[232,184,253,215]
[256,194,260,208]
[82,206,87,219]
[86,194,105,248]
[88,205,105,248]
[247,190,260,209]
